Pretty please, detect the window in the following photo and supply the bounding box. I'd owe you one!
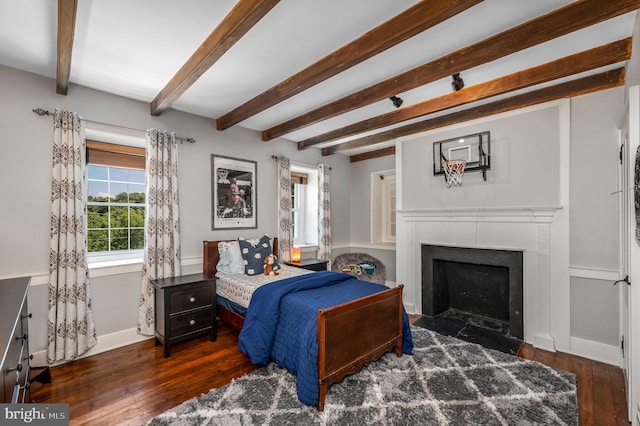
[291,165,318,246]
[372,170,396,243]
[86,141,146,262]
[291,179,303,243]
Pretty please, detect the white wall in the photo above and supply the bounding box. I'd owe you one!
[347,155,397,282]
[401,106,560,209]
[0,65,350,360]
[569,87,625,348]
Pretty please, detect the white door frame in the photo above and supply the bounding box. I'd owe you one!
[626,85,640,424]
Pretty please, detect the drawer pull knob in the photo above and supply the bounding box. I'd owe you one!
[15,333,28,342]
[21,313,32,319]
[189,297,196,303]
[8,363,22,373]
[189,320,196,326]
[23,354,33,361]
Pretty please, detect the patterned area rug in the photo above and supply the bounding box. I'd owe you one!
[148,327,577,425]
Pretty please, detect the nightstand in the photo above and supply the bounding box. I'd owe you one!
[152,273,217,357]
[284,258,329,272]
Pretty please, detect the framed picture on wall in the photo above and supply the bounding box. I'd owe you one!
[211,154,257,230]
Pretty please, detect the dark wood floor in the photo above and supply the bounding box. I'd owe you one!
[31,319,630,426]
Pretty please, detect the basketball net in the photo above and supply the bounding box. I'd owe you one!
[442,159,467,187]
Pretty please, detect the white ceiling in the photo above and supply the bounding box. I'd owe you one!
[0,0,637,155]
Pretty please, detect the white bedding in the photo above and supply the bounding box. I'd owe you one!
[216,265,313,308]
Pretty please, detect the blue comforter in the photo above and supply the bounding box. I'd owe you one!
[238,270,413,407]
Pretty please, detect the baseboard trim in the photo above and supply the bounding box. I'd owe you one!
[570,336,620,366]
[31,327,153,368]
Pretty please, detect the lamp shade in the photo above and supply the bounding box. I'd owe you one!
[291,247,301,262]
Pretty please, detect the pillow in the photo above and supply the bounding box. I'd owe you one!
[216,241,245,275]
[238,235,272,276]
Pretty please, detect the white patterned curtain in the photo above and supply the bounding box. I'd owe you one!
[277,156,293,262]
[47,109,97,363]
[317,164,331,268]
[137,129,181,336]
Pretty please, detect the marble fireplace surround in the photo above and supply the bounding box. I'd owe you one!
[396,206,570,352]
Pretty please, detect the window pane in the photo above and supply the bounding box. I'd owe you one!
[110,229,130,251]
[110,182,128,202]
[110,206,129,228]
[129,183,145,203]
[110,167,128,182]
[87,205,108,229]
[88,165,108,180]
[131,228,144,250]
[129,169,145,184]
[88,181,109,202]
[131,207,145,227]
[87,229,109,252]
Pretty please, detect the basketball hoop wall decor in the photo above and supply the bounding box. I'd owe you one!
[433,131,490,187]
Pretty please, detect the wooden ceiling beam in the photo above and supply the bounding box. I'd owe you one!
[291,0,640,147]
[216,0,484,131]
[350,146,395,163]
[150,0,280,116]
[56,0,77,95]
[323,67,625,156]
[301,38,631,147]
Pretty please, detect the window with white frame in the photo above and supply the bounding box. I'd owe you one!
[371,170,396,243]
[86,140,146,262]
[291,165,318,247]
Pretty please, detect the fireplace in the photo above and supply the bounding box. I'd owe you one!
[420,244,524,349]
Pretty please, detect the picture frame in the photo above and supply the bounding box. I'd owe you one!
[211,154,257,230]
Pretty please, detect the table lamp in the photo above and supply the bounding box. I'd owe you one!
[291,247,301,262]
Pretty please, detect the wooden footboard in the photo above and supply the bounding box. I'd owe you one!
[316,284,404,411]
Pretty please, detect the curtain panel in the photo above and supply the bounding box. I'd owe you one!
[317,164,331,268]
[47,109,97,363]
[137,129,181,336]
[277,156,292,262]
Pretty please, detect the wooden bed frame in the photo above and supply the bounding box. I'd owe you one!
[203,239,404,411]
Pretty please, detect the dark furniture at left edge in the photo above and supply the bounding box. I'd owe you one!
[152,273,217,357]
[0,276,31,403]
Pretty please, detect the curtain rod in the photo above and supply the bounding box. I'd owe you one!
[32,108,196,144]
[270,155,332,170]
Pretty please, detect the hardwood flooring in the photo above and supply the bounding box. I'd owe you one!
[31,319,630,425]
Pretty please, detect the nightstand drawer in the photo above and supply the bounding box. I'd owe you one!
[170,308,212,337]
[169,284,212,312]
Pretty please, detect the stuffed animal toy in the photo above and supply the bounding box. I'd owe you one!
[263,254,280,276]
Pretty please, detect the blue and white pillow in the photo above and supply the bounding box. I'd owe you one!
[216,241,245,275]
[238,235,272,276]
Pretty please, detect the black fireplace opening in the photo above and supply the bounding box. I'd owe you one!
[415,244,524,354]
[432,260,510,322]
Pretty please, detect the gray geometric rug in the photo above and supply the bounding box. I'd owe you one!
[148,326,577,425]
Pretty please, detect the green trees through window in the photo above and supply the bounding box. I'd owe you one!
[87,165,145,253]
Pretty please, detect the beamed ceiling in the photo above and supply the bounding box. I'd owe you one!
[1,0,638,162]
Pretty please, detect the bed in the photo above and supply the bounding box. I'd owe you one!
[203,238,412,410]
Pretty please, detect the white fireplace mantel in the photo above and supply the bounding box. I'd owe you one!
[397,206,563,222]
[396,204,570,353]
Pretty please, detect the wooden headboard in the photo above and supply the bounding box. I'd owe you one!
[203,237,279,276]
